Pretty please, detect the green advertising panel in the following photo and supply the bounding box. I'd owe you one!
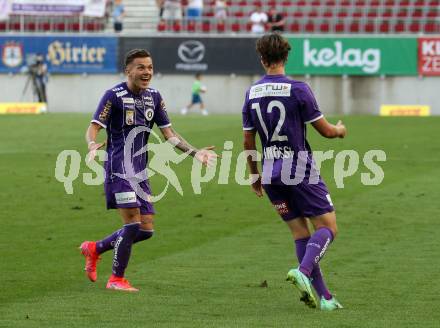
[286,37,418,76]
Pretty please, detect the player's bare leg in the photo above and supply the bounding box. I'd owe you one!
[200,102,208,116]
[181,102,194,115]
[106,208,141,292]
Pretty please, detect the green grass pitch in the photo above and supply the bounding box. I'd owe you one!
[0,114,439,327]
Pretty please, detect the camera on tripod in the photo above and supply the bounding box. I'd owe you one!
[21,53,48,103]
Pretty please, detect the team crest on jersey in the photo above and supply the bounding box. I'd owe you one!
[145,108,154,121]
[126,110,134,125]
[2,42,23,68]
[249,83,291,99]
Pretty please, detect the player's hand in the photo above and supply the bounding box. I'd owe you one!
[336,120,347,138]
[251,176,264,197]
[195,146,219,167]
[87,141,106,163]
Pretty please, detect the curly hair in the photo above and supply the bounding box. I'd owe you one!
[256,33,291,66]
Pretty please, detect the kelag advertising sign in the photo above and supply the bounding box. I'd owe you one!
[418,37,440,76]
[0,36,117,73]
[119,37,262,74]
[286,37,418,76]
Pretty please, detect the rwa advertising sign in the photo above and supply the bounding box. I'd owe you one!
[0,36,117,73]
[286,37,418,76]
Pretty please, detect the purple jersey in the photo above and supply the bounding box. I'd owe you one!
[92,82,171,183]
[242,75,323,185]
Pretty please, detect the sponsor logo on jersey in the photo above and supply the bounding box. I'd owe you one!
[134,98,143,108]
[125,110,134,125]
[143,96,154,107]
[122,97,134,104]
[249,83,291,99]
[112,86,124,92]
[115,192,137,204]
[273,201,289,216]
[145,108,154,121]
[116,90,128,98]
[98,100,112,122]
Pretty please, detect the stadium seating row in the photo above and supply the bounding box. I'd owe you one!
[158,18,439,33]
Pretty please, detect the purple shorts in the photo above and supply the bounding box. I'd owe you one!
[263,180,334,221]
[104,178,155,215]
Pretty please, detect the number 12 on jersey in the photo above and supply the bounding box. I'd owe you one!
[252,100,288,142]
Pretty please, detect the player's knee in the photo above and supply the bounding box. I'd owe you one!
[138,230,154,242]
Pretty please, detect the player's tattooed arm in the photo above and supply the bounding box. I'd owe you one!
[160,126,218,166]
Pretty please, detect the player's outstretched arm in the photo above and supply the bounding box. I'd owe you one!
[85,122,106,162]
[243,130,263,197]
[311,117,347,139]
[160,126,218,167]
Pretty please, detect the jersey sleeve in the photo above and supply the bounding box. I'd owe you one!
[92,90,114,129]
[154,92,172,128]
[296,83,324,124]
[242,90,255,131]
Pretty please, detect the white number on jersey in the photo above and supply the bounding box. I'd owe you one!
[252,100,288,142]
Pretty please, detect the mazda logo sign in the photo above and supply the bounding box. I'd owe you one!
[178,41,205,64]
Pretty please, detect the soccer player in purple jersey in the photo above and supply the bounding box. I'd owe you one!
[80,49,217,292]
[242,34,346,310]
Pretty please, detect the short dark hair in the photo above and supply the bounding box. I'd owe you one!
[124,49,151,68]
[256,33,291,66]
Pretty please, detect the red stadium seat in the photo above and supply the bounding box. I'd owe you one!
[399,0,410,6]
[379,22,390,33]
[409,22,420,32]
[305,21,315,32]
[172,22,181,32]
[371,0,380,6]
[0,22,6,31]
[323,11,333,18]
[429,0,439,5]
[335,22,345,32]
[157,21,167,31]
[289,22,300,32]
[319,22,330,32]
[427,10,437,18]
[216,21,226,32]
[187,21,196,32]
[55,22,66,31]
[364,22,375,32]
[394,22,405,32]
[202,21,211,33]
[25,22,36,31]
[337,11,348,18]
[231,22,241,32]
[308,11,319,18]
[293,12,304,18]
[424,22,437,33]
[349,21,360,32]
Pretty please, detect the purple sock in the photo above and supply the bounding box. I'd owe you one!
[299,227,334,276]
[112,223,140,277]
[295,237,332,300]
[96,229,154,254]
